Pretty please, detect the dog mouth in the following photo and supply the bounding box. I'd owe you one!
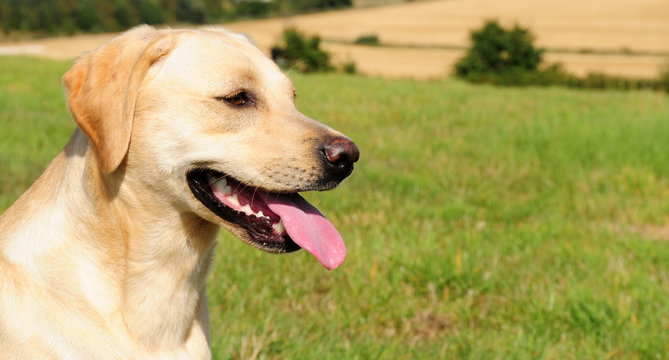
[186,169,346,270]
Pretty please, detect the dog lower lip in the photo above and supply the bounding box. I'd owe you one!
[186,169,300,253]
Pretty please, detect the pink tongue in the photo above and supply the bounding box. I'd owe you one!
[258,192,346,270]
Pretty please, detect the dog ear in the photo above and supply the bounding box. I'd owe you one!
[63,25,174,173]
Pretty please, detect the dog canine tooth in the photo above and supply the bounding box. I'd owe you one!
[212,178,232,195]
[272,220,286,234]
[220,177,232,195]
[228,194,241,208]
[255,210,270,221]
[240,204,253,216]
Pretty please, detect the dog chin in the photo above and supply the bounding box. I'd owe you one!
[222,223,299,254]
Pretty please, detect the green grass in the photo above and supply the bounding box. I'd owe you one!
[2,56,669,359]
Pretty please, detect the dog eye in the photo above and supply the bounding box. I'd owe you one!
[217,91,253,107]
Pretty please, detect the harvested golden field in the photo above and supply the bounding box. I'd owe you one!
[1,0,668,79]
[228,0,669,51]
[225,0,669,79]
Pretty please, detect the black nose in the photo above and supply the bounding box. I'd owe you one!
[322,137,360,180]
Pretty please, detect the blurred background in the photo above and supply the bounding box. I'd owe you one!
[1,0,668,81]
[1,0,669,358]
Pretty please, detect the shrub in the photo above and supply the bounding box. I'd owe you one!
[462,63,569,87]
[272,28,333,73]
[341,61,357,74]
[454,20,667,92]
[659,63,669,94]
[455,20,543,79]
[575,73,663,91]
[354,34,380,46]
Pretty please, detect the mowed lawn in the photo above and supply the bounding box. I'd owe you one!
[1,56,669,359]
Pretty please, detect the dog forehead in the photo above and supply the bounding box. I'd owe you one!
[160,30,289,90]
[169,34,251,74]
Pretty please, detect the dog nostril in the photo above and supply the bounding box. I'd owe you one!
[323,138,360,168]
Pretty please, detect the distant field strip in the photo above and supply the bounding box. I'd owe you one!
[321,43,669,79]
[320,37,669,79]
[324,37,669,57]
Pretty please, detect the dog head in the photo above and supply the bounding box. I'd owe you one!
[62,26,359,269]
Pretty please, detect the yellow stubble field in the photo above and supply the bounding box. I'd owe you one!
[2,0,668,79]
[225,0,669,79]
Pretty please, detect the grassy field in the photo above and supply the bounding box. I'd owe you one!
[1,56,669,359]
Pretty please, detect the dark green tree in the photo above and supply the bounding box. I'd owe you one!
[175,0,206,24]
[112,0,140,29]
[75,0,100,32]
[288,0,351,11]
[0,0,353,35]
[135,0,165,25]
[233,0,273,18]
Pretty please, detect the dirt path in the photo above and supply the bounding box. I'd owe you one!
[1,0,667,79]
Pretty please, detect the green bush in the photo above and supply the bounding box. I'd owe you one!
[659,63,669,94]
[462,63,568,87]
[340,61,357,74]
[575,73,664,91]
[272,28,333,73]
[354,34,380,46]
[455,20,543,79]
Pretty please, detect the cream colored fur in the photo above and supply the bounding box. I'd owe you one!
[0,26,346,359]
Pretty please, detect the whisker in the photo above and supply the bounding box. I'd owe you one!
[251,187,259,209]
[208,174,227,186]
[287,60,304,74]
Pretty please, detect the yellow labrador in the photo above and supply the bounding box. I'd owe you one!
[0,26,358,359]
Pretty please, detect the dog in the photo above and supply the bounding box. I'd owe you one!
[0,25,358,359]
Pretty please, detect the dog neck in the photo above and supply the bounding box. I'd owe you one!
[112,180,218,350]
[0,129,217,354]
[113,200,216,347]
[97,132,219,350]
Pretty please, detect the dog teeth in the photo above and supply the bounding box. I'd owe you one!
[228,194,241,208]
[252,211,271,221]
[240,204,253,216]
[213,178,232,195]
[272,220,286,234]
[210,176,274,221]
